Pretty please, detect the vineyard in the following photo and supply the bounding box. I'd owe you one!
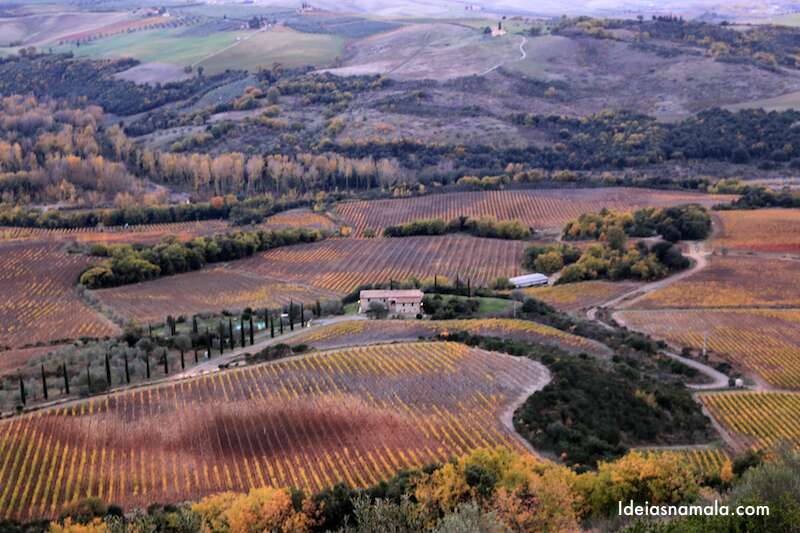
[637,448,731,478]
[289,318,609,355]
[0,342,547,520]
[238,235,526,294]
[700,392,800,454]
[95,234,526,322]
[58,15,195,45]
[260,209,338,232]
[0,221,231,246]
[521,281,641,312]
[336,188,733,238]
[94,267,339,324]
[616,308,800,389]
[0,241,119,349]
[714,209,800,255]
[631,255,800,309]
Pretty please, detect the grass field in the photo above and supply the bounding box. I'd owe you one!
[59,25,343,73]
[617,308,800,389]
[724,90,800,112]
[336,188,733,238]
[62,27,243,67]
[701,391,800,454]
[0,342,546,520]
[714,209,800,255]
[196,28,345,74]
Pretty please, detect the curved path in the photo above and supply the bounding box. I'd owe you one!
[480,36,527,75]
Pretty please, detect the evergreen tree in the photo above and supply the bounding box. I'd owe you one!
[240,316,245,347]
[249,315,255,345]
[124,354,130,384]
[18,374,26,405]
[145,353,151,379]
[63,362,70,395]
[229,318,235,349]
[41,365,47,401]
[289,301,294,331]
[105,352,111,388]
[270,315,275,338]
[315,299,322,317]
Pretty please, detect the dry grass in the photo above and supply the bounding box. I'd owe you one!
[714,209,800,255]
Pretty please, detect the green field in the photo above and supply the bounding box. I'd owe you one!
[197,29,344,74]
[55,27,344,73]
[59,27,244,66]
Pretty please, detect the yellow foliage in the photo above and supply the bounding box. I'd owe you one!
[193,492,240,533]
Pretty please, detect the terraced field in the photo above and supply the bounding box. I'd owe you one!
[290,318,609,356]
[701,392,800,454]
[336,188,733,238]
[0,342,547,520]
[616,309,800,389]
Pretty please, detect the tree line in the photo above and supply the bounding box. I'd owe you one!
[562,204,713,242]
[80,227,325,288]
[383,216,532,240]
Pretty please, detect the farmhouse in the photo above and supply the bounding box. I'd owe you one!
[509,273,549,288]
[359,289,423,317]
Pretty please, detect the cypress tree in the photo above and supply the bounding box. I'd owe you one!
[124,354,130,384]
[163,350,168,375]
[300,303,305,328]
[289,301,294,331]
[41,365,48,401]
[467,278,471,297]
[192,315,198,334]
[280,314,284,334]
[145,353,151,379]
[205,328,212,357]
[86,363,92,391]
[434,275,438,291]
[315,299,321,317]
[194,347,199,364]
[228,318,235,349]
[180,348,185,370]
[105,352,111,388]
[270,316,275,338]
[19,375,26,405]
[63,363,70,395]
[249,315,254,345]
[240,316,245,347]
[148,323,153,339]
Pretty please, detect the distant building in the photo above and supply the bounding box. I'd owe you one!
[359,289,423,317]
[509,273,549,288]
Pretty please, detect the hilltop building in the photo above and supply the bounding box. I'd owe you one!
[359,289,423,317]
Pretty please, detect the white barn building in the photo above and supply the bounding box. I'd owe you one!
[509,273,549,288]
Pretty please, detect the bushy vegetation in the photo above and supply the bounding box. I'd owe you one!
[523,240,689,282]
[563,205,712,243]
[80,227,324,288]
[0,52,243,116]
[383,216,532,240]
[422,295,480,320]
[441,331,711,470]
[716,186,800,210]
